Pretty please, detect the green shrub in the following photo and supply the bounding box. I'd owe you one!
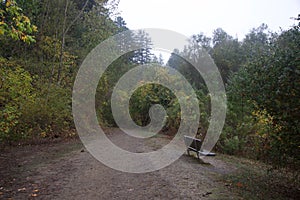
[0,59,35,142]
[19,82,73,138]
[223,136,241,155]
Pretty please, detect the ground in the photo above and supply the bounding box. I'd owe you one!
[0,128,299,200]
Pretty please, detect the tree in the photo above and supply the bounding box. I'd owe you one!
[0,0,123,141]
[241,23,270,61]
[115,16,128,33]
[132,30,153,64]
[211,28,242,83]
[226,21,300,167]
[0,0,37,43]
[212,28,232,45]
[191,33,212,52]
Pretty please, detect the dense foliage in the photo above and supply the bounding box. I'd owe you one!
[226,25,300,168]
[166,22,300,168]
[0,0,118,142]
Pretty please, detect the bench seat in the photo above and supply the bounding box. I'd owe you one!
[184,135,216,159]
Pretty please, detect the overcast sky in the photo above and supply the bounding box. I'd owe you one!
[118,0,300,40]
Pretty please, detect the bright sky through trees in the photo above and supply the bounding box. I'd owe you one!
[118,0,299,39]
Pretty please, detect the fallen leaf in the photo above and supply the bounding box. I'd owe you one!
[18,187,26,192]
[236,182,243,188]
[31,193,38,197]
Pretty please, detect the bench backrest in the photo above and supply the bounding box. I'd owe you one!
[184,136,202,151]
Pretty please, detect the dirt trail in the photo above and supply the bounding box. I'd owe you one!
[0,129,243,199]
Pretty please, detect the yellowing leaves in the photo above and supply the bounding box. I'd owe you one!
[1,0,37,43]
[22,16,30,23]
[32,25,38,32]
[20,34,27,41]
[40,132,47,138]
[6,0,12,7]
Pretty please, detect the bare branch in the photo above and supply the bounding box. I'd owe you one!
[64,0,89,36]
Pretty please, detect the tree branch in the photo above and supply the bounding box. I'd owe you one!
[64,0,89,36]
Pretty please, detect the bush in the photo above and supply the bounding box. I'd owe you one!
[19,83,73,139]
[0,57,73,143]
[0,59,35,142]
[223,136,241,155]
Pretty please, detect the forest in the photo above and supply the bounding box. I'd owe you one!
[1,0,299,173]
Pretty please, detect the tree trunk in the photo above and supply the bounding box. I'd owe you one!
[57,0,69,84]
[57,0,89,84]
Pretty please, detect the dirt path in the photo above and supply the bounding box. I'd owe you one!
[1,128,295,199]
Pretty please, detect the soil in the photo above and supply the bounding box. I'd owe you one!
[0,128,299,200]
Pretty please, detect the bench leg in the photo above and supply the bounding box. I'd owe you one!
[187,149,190,156]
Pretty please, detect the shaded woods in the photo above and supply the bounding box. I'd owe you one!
[1,0,299,173]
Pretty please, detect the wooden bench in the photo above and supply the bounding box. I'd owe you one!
[184,135,216,159]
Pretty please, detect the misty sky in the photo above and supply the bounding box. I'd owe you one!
[118,0,300,40]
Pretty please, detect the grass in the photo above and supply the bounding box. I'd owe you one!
[219,154,300,200]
